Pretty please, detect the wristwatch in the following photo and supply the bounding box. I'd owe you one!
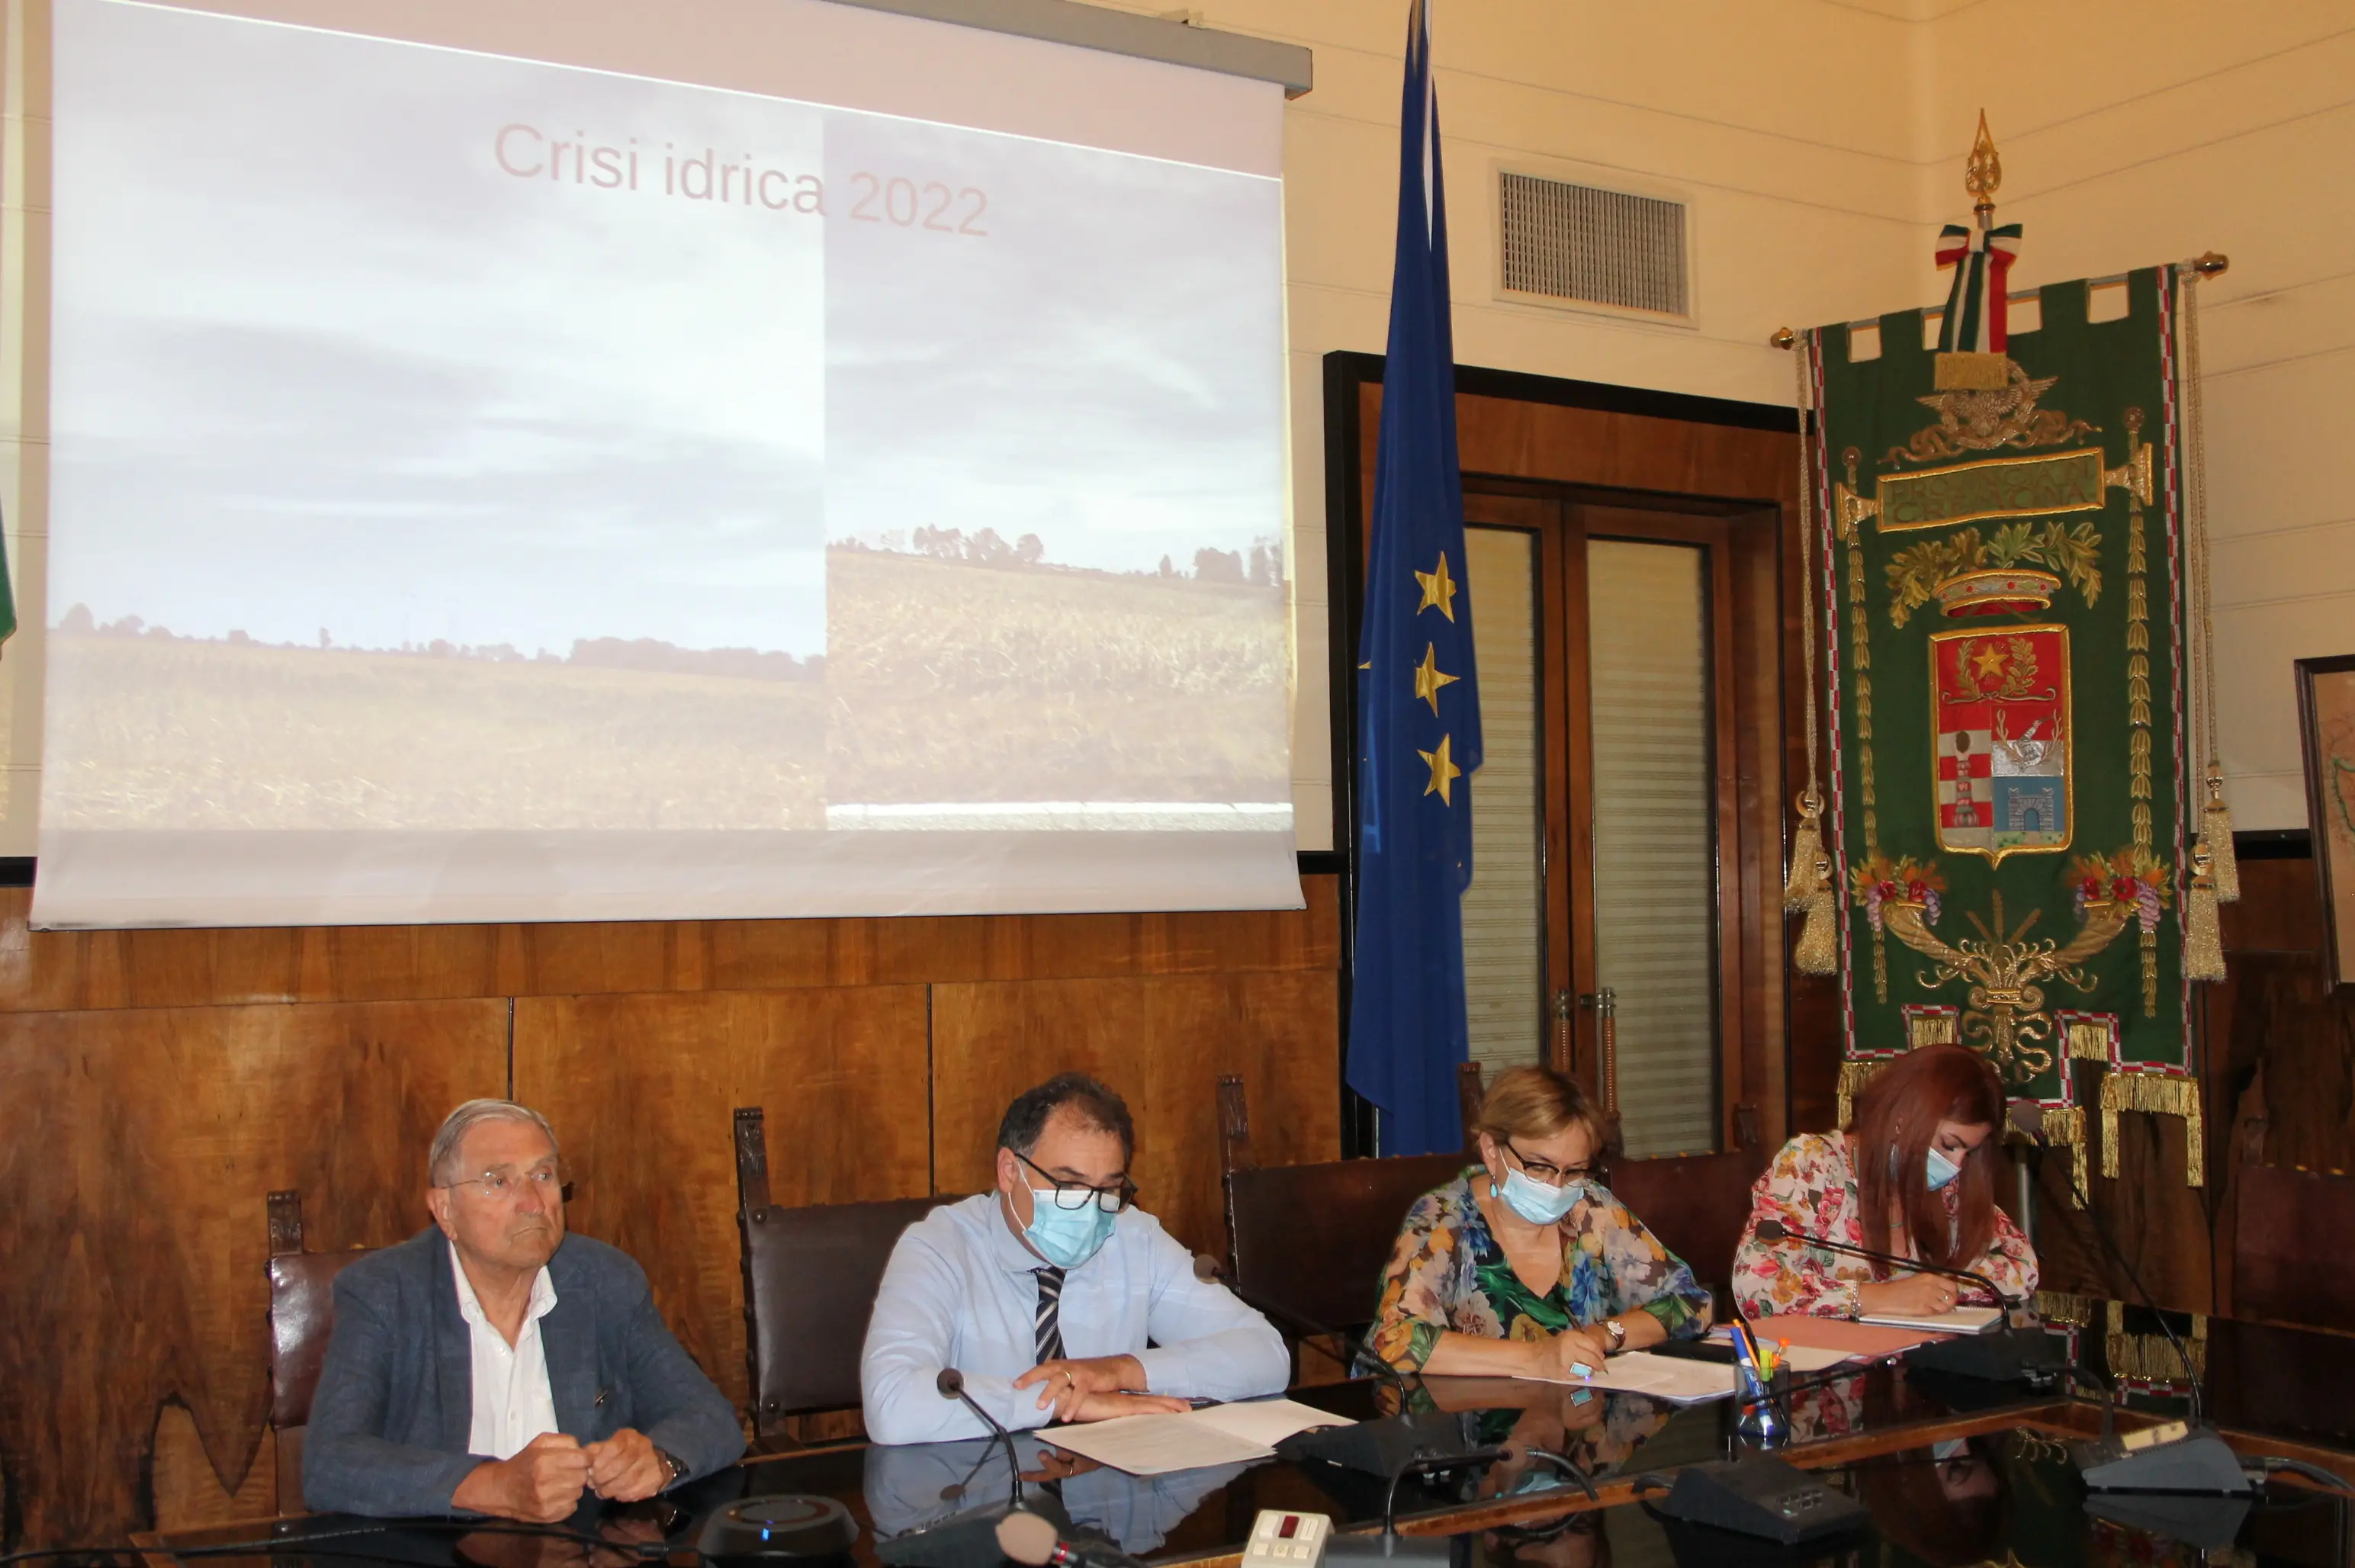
[654,1448,686,1489]
[1603,1318,1627,1353]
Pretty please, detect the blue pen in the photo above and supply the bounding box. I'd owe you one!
[1730,1320,1763,1396]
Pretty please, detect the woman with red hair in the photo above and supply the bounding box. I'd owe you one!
[1732,1044,2037,1319]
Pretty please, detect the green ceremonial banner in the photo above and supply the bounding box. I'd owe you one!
[1805,265,2204,1186]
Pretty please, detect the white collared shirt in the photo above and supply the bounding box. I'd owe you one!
[858,1194,1288,1445]
[448,1242,561,1460]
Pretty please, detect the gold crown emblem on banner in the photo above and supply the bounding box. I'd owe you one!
[1931,566,2062,617]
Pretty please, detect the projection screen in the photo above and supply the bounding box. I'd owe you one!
[34,0,1297,927]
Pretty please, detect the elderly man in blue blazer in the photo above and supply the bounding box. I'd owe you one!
[305,1100,744,1520]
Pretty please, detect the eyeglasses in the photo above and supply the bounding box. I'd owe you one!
[1014,1149,1138,1213]
[1505,1139,1596,1187]
[434,1163,564,1203]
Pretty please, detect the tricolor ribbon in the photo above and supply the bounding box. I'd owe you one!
[1934,222,2025,354]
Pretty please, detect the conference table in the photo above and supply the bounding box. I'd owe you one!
[134,1303,2355,1568]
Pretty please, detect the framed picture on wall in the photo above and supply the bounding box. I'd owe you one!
[2296,654,2355,989]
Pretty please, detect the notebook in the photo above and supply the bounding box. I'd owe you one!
[1855,1304,2004,1335]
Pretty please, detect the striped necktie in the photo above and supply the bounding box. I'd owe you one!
[1033,1266,1067,1364]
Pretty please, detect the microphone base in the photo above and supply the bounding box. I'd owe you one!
[1901,1325,2067,1383]
[2074,1424,2256,1498]
[875,1495,1073,1568]
[1652,1457,1870,1546]
[699,1496,859,1565]
[1277,1412,1483,1479]
[2083,1492,2253,1550]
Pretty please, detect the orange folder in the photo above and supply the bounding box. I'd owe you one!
[1741,1313,1953,1359]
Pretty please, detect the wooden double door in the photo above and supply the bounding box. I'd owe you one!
[1454,480,1785,1163]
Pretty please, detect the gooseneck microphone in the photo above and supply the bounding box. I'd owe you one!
[937,1367,1023,1506]
[2006,1101,2206,1427]
[1749,1218,2013,1309]
[1749,1217,2070,1385]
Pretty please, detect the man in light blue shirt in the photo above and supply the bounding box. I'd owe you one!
[862,1073,1288,1444]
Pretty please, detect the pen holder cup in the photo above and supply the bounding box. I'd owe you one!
[1732,1364,1789,1450]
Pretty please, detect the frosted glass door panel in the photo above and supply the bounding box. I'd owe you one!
[1586,539,1718,1157]
[1461,525,1544,1081]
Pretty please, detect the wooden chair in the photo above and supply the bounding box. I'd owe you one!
[734,1107,964,1446]
[1602,1146,1769,1313]
[1215,1065,1483,1366]
[265,1191,387,1515]
[2233,1163,2355,1334]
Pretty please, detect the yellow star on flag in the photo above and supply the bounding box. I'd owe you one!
[1418,734,1463,805]
[1971,641,2008,680]
[1414,551,1457,622]
[1412,642,1459,715]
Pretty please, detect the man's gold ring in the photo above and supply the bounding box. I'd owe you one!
[1065,1370,1075,1386]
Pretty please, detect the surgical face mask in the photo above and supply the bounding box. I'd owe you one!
[1023,1190,1118,1269]
[1496,1166,1591,1226]
[1925,1145,1964,1190]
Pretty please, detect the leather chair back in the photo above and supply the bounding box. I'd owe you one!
[2235,1163,2355,1333]
[265,1190,386,1513]
[1599,1146,1768,1311]
[1216,1066,1483,1345]
[734,1107,962,1440]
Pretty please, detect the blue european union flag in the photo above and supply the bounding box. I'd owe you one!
[1345,0,1482,1158]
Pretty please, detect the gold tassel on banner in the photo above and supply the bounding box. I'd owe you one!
[1782,338,1839,978]
[2106,1303,2206,1383]
[2036,1290,2096,1329]
[1795,884,1839,977]
[2042,1104,2087,1208]
[2184,844,2226,983]
[1836,1059,1883,1129]
[2067,1021,2115,1062]
[2201,772,2239,902]
[2098,1072,2206,1187]
[1787,792,1838,976]
[1783,792,1822,908]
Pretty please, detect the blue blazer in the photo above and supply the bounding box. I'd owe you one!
[304,1228,746,1517]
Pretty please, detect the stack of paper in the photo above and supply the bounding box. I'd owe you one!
[1512,1350,1738,1404]
[1036,1399,1351,1477]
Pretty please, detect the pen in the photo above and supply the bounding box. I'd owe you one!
[1730,1321,1761,1392]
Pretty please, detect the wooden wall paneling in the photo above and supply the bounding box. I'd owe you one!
[149,1406,275,1533]
[930,973,1342,1264]
[0,881,1342,1018]
[2207,854,2355,1316]
[1455,397,1791,504]
[512,987,933,1421]
[1730,506,1791,1152]
[0,998,505,1546]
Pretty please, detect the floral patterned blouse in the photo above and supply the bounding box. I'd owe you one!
[1370,1168,1713,1373]
[1732,1131,2039,1319]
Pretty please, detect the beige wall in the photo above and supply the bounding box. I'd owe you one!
[2,2,2343,855]
[1921,0,2355,832]
[1236,0,2350,846]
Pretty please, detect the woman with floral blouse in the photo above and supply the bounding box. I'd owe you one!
[1370,1066,1712,1380]
[1733,1043,2038,1320]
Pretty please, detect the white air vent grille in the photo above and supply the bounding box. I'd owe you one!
[1499,172,1688,317]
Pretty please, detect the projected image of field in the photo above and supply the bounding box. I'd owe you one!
[825,548,1288,807]
[43,637,827,831]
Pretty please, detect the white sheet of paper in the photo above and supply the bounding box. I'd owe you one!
[1856,1304,2004,1335]
[1774,1343,1855,1373]
[1512,1350,1739,1404]
[1186,1398,1354,1447]
[1036,1399,1351,1476]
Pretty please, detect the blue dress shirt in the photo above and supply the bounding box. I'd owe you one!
[860,1193,1288,1444]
